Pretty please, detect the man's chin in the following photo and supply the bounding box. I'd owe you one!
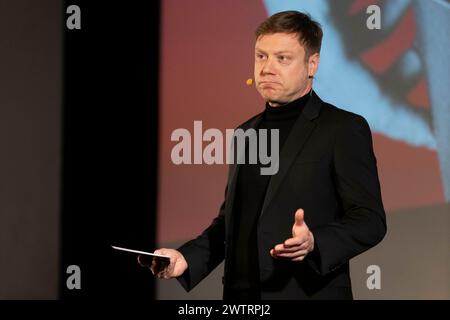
[262,94,281,103]
[259,91,287,106]
[267,99,286,107]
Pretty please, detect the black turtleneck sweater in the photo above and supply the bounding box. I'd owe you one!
[227,92,311,299]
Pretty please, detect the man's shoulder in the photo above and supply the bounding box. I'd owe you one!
[320,101,369,129]
[232,97,370,131]
[321,101,366,122]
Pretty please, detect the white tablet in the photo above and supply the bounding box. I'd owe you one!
[111,245,170,260]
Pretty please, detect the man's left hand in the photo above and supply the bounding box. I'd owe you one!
[270,208,314,261]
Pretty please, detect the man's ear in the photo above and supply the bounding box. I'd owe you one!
[308,52,320,78]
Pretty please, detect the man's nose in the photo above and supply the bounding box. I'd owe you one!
[261,56,276,75]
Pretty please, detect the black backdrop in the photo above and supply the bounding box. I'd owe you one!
[61,0,160,298]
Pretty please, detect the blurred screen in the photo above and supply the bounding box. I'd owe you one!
[158,0,449,245]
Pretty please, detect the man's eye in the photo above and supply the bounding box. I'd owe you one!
[256,54,266,60]
[278,56,290,62]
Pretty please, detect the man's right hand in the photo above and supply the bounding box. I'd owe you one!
[138,248,188,279]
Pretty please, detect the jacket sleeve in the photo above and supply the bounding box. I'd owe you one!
[176,185,227,291]
[308,114,387,275]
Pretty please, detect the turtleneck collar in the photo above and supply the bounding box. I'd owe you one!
[264,90,311,121]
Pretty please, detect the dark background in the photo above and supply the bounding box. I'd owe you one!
[61,0,160,298]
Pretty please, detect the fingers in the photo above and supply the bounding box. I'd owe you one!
[273,245,309,254]
[154,262,171,279]
[292,255,308,261]
[137,254,153,268]
[153,260,172,278]
[272,237,309,252]
[273,243,302,253]
[150,258,158,275]
[148,249,169,276]
[271,248,308,259]
[271,235,312,261]
[156,267,173,279]
[139,248,187,279]
[283,237,309,248]
[153,255,176,279]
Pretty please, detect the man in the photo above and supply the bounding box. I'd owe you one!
[141,11,386,300]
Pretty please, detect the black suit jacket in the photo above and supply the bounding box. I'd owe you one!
[177,91,387,299]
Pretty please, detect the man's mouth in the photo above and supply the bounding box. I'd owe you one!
[259,81,280,85]
[259,81,281,89]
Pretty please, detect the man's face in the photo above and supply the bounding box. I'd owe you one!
[254,32,319,107]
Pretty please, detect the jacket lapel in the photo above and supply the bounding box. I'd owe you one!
[225,113,264,229]
[259,91,322,219]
